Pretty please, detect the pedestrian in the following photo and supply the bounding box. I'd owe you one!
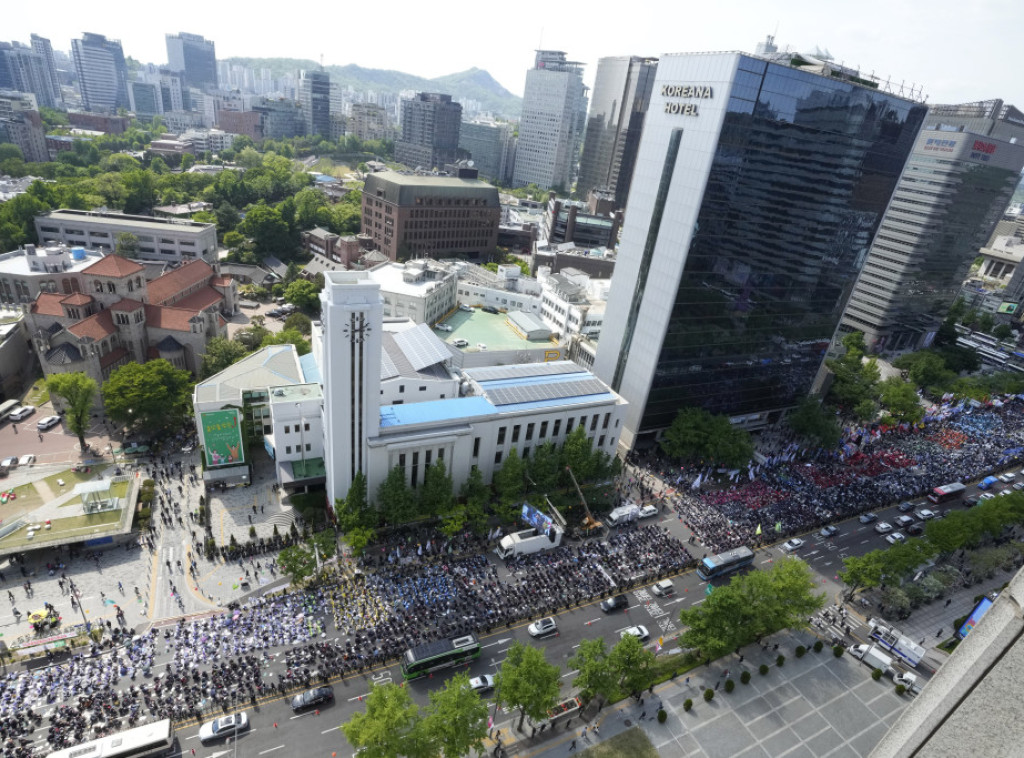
[581,727,588,740]
[569,739,577,752]
[639,710,647,721]
[945,598,952,607]
[936,628,943,637]
[38,433,42,442]
[592,724,599,736]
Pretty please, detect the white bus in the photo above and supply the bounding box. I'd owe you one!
[45,719,176,758]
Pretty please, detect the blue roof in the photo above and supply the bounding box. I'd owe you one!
[299,353,321,384]
[380,397,494,428]
[476,371,590,391]
[489,393,617,414]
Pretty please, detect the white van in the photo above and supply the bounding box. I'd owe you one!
[651,579,675,597]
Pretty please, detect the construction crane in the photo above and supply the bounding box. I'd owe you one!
[565,466,601,533]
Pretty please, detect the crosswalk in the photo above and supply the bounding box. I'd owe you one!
[809,603,865,646]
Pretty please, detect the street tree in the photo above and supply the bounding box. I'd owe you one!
[200,336,249,378]
[342,682,431,758]
[283,311,312,335]
[335,470,375,531]
[103,359,192,434]
[838,551,887,600]
[277,544,317,585]
[526,441,560,493]
[492,448,525,515]
[284,279,321,311]
[421,671,489,758]
[892,351,955,390]
[826,331,880,411]
[377,465,416,525]
[560,425,596,482]
[568,638,618,707]
[239,203,292,257]
[608,633,655,696]
[495,642,561,732]
[460,465,490,511]
[786,397,841,448]
[419,460,454,518]
[113,231,139,258]
[660,406,753,468]
[260,329,311,355]
[878,377,924,424]
[46,373,97,450]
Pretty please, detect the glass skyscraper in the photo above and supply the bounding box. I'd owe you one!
[577,56,658,209]
[594,52,927,449]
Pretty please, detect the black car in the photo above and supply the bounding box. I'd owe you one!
[267,308,285,318]
[290,685,334,711]
[481,305,500,314]
[906,523,925,536]
[965,496,981,508]
[600,594,628,613]
[898,501,914,513]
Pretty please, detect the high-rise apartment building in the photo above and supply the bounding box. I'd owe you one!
[298,69,330,138]
[593,51,926,449]
[512,50,587,192]
[577,56,658,209]
[71,33,130,112]
[394,93,462,170]
[29,35,62,107]
[165,33,217,90]
[458,120,516,184]
[0,41,60,109]
[839,104,1024,352]
[349,102,389,141]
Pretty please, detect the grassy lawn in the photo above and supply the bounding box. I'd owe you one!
[1,482,43,510]
[579,728,658,758]
[22,379,49,407]
[43,465,110,493]
[0,509,122,549]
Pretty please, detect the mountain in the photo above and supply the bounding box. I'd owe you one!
[223,58,521,119]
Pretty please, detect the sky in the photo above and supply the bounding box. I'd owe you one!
[7,0,1021,108]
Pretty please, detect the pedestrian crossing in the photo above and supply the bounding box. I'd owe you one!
[809,603,865,646]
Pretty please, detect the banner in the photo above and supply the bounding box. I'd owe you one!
[200,409,245,467]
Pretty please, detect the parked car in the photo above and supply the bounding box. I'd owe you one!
[0,457,17,469]
[199,713,249,744]
[906,523,925,536]
[600,595,629,613]
[36,416,61,431]
[481,305,500,314]
[781,538,805,553]
[527,617,558,637]
[859,512,878,524]
[476,343,487,350]
[874,522,893,534]
[435,324,453,332]
[452,339,469,348]
[885,532,907,545]
[469,675,494,692]
[290,686,334,712]
[17,455,34,467]
[620,625,650,642]
[913,508,936,521]
[459,304,474,312]
[266,308,285,318]
[8,406,34,422]
[819,525,839,538]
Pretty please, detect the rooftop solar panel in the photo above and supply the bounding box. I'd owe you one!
[465,362,584,383]
[393,324,451,371]
[487,377,608,406]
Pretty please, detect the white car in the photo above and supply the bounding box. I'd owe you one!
[477,343,487,350]
[913,508,936,521]
[638,505,658,519]
[651,579,675,597]
[459,304,474,312]
[620,625,650,642]
[199,713,249,744]
[527,617,558,637]
[469,675,494,692]
[435,324,453,332]
[36,415,61,431]
[8,406,34,422]
[999,473,1016,483]
[980,492,996,500]
[781,538,805,552]
[874,522,894,534]
[17,455,34,467]
[885,532,907,545]
[452,339,469,348]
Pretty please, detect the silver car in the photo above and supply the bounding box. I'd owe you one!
[199,713,249,744]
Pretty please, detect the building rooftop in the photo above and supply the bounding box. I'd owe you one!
[146,259,214,304]
[194,344,304,404]
[81,255,145,278]
[0,245,104,278]
[364,171,500,206]
[268,383,322,404]
[369,261,454,297]
[39,208,215,232]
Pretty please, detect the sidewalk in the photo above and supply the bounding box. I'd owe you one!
[488,629,909,758]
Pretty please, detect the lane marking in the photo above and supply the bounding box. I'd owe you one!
[348,693,370,702]
[321,726,340,734]
[259,748,284,755]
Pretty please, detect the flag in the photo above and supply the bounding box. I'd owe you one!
[755,523,762,536]
[775,522,782,533]
[658,636,664,648]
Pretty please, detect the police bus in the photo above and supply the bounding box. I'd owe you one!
[401,633,481,680]
[696,546,756,581]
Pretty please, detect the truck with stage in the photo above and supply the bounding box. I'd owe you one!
[494,502,566,559]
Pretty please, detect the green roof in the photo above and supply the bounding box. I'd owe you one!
[364,171,500,206]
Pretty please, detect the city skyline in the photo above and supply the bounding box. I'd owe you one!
[3,0,1019,108]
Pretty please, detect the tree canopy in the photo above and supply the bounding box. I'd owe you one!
[102,360,192,434]
[46,373,97,449]
[660,406,754,468]
[495,642,561,731]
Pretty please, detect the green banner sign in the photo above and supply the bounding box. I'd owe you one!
[201,409,245,467]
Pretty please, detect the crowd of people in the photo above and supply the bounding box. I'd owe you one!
[652,397,1024,554]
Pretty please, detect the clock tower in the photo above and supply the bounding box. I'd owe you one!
[320,271,383,505]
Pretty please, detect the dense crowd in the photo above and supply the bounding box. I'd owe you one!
[654,397,1024,553]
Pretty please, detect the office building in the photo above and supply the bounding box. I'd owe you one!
[360,171,500,261]
[29,35,62,107]
[577,56,658,209]
[0,41,60,109]
[165,33,217,90]
[839,118,1024,352]
[544,195,621,249]
[349,102,389,141]
[927,98,1024,142]
[128,81,160,117]
[513,51,587,192]
[593,51,927,449]
[298,69,330,138]
[252,98,304,139]
[71,33,130,113]
[0,108,47,163]
[216,110,261,140]
[394,93,462,170]
[458,120,515,183]
[35,209,218,264]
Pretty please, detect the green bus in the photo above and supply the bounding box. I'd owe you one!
[401,633,481,680]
